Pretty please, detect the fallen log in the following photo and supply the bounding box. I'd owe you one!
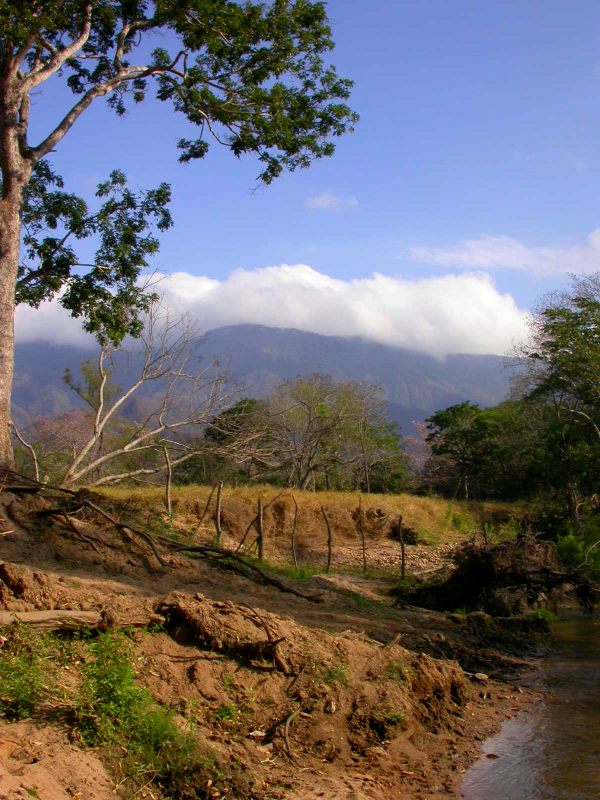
[0,609,164,632]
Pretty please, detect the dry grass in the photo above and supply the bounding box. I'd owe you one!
[99,483,522,551]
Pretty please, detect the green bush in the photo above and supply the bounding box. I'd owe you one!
[322,665,349,687]
[0,625,63,720]
[528,608,556,623]
[215,703,238,722]
[77,631,202,779]
[0,626,222,796]
[557,534,585,567]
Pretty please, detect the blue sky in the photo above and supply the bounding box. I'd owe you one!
[18,0,600,355]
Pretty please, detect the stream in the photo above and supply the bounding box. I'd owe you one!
[460,618,600,800]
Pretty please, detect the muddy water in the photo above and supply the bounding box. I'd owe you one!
[460,619,600,800]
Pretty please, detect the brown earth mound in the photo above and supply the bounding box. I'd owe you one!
[0,480,542,799]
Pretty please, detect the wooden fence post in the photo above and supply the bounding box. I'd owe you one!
[399,525,406,580]
[194,482,218,535]
[257,498,264,560]
[163,445,173,517]
[291,493,299,569]
[321,506,332,573]
[358,496,367,576]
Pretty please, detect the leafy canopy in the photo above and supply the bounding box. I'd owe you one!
[16,161,171,345]
[3,0,357,184]
[524,274,600,424]
[2,1,356,346]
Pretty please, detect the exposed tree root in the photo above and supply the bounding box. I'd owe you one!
[7,474,323,603]
[156,592,297,674]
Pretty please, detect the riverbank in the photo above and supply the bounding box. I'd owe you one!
[0,483,548,799]
[461,618,600,800]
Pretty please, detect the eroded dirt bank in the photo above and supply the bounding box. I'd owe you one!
[0,484,544,799]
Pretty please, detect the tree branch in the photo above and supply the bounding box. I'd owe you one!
[23,4,94,91]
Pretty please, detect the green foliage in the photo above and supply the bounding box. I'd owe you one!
[383,710,405,727]
[0,626,222,794]
[528,608,557,623]
[392,575,425,596]
[0,625,57,720]
[214,703,238,722]
[174,378,410,492]
[174,398,271,486]
[424,275,599,514]
[425,402,501,500]
[77,632,206,783]
[2,1,357,183]
[321,665,349,686]
[221,672,236,690]
[268,375,410,491]
[444,504,474,533]
[17,163,171,347]
[556,534,585,567]
[264,561,322,580]
[517,275,600,518]
[368,705,406,739]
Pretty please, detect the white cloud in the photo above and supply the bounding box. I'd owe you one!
[16,265,527,358]
[16,298,95,347]
[305,192,359,212]
[410,229,600,276]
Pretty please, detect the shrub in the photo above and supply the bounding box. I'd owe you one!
[557,534,585,567]
[0,624,62,720]
[77,631,209,785]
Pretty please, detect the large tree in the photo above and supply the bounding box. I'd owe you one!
[517,274,600,521]
[0,0,357,466]
[267,374,406,491]
[424,402,497,500]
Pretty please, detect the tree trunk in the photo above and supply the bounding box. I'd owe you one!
[0,194,24,468]
[0,74,33,468]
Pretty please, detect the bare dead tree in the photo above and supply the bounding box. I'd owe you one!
[53,304,232,488]
[10,421,40,481]
[163,444,173,516]
[214,480,223,544]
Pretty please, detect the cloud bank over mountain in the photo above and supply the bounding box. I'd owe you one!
[16,264,528,358]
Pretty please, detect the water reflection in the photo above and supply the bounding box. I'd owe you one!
[461,620,600,800]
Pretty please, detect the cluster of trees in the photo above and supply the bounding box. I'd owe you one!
[2,5,597,567]
[15,348,409,494]
[424,274,599,543]
[176,375,409,492]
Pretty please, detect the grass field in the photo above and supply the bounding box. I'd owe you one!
[99,484,524,571]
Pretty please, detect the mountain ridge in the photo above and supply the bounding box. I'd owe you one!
[13,324,515,431]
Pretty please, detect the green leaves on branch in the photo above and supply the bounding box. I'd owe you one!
[3,0,357,185]
[17,161,172,346]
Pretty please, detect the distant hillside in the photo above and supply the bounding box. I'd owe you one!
[13,324,515,431]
